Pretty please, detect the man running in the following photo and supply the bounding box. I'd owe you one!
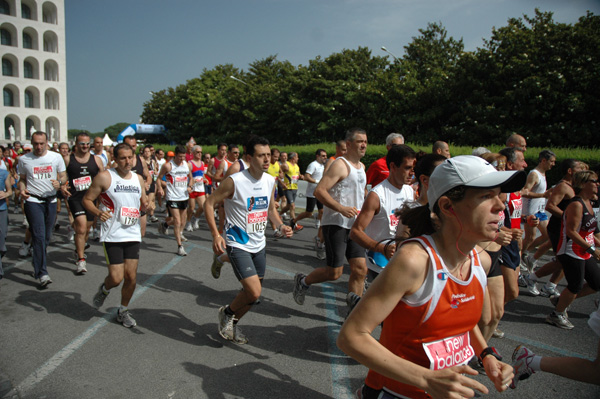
[280,152,303,229]
[84,143,148,328]
[18,131,67,287]
[122,135,152,237]
[293,128,368,305]
[432,140,451,158]
[204,136,292,344]
[186,145,208,231]
[62,132,104,274]
[156,145,193,256]
[90,136,111,168]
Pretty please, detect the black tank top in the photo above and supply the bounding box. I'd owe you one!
[548,195,573,236]
[67,153,100,200]
[132,154,147,179]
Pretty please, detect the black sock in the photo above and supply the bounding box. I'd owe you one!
[224,306,235,316]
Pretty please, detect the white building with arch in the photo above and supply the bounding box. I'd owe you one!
[1,0,66,144]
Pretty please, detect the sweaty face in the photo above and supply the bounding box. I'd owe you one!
[94,138,103,152]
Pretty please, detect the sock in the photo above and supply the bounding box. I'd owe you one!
[101,285,110,295]
[545,282,557,289]
[224,306,235,316]
[530,355,542,372]
[217,254,226,263]
[119,305,127,314]
[301,277,309,287]
[163,222,168,229]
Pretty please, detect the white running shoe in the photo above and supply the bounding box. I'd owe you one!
[177,245,187,256]
[192,218,201,230]
[117,309,137,328]
[185,222,193,232]
[293,273,309,305]
[180,234,188,242]
[39,274,52,288]
[76,259,88,274]
[218,306,235,341]
[510,345,535,388]
[18,242,31,257]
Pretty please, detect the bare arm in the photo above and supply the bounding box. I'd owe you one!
[268,185,292,238]
[314,159,356,218]
[138,174,149,212]
[203,177,235,254]
[350,191,396,259]
[83,171,112,222]
[0,173,12,200]
[545,183,569,217]
[155,162,171,196]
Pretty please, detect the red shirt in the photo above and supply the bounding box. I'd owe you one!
[366,156,389,187]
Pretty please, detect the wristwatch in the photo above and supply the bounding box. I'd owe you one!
[479,346,502,363]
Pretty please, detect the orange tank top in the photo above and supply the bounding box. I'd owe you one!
[365,235,487,399]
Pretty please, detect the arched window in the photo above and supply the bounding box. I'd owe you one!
[23,31,32,49]
[4,116,15,140]
[42,2,57,24]
[4,88,14,106]
[2,58,12,76]
[21,3,31,19]
[24,60,33,78]
[26,118,36,139]
[44,60,58,81]
[43,31,58,53]
[1,28,12,46]
[25,89,34,108]
[0,1,9,15]
[44,89,58,110]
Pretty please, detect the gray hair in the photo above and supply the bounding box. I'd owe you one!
[386,133,404,146]
[472,147,490,157]
[193,145,203,152]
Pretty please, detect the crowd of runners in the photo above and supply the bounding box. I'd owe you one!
[0,129,598,396]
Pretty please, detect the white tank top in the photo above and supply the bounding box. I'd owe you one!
[165,160,190,201]
[321,157,366,229]
[364,179,415,271]
[523,169,547,215]
[224,169,275,252]
[99,169,142,243]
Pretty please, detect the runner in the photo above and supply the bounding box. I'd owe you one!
[337,155,521,399]
[186,145,208,231]
[365,133,404,188]
[547,170,600,329]
[0,166,12,281]
[289,149,327,257]
[156,145,193,256]
[293,128,368,305]
[506,133,527,151]
[62,132,104,274]
[122,135,152,237]
[90,136,111,168]
[18,131,67,287]
[324,139,347,171]
[521,150,556,270]
[84,143,148,328]
[202,152,213,196]
[432,140,451,158]
[279,152,303,229]
[204,135,292,344]
[348,144,416,311]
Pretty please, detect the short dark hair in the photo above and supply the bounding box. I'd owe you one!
[246,136,270,156]
[561,158,579,175]
[386,144,416,169]
[217,142,227,150]
[228,144,239,152]
[538,149,556,162]
[414,153,446,187]
[75,132,90,143]
[32,131,48,141]
[114,143,134,158]
[316,148,326,156]
[345,127,366,142]
[123,135,136,143]
[499,147,521,164]
[174,145,186,155]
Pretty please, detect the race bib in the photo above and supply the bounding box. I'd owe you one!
[150,170,157,181]
[291,175,299,184]
[33,165,53,180]
[174,176,188,188]
[390,212,399,228]
[422,331,474,370]
[119,207,140,226]
[246,211,268,233]
[73,176,92,191]
[510,198,522,220]
[585,233,594,246]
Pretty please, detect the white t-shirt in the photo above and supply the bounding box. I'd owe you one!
[19,151,66,203]
[224,169,275,252]
[99,169,142,243]
[305,160,324,198]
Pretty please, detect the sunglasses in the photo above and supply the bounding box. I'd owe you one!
[78,142,91,146]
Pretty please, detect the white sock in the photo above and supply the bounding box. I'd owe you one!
[530,355,542,372]
[301,277,309,287]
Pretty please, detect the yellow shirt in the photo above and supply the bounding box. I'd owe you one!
[267,162,280,181]
[284,162,300,190]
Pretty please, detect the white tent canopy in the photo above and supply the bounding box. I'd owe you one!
[102,133,113,147]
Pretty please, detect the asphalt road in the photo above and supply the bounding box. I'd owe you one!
[0,204,598,399]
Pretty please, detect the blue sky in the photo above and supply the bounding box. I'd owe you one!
[64,0,600,134]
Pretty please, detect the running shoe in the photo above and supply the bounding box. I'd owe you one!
[39,274,52,288]
[192,218,201,230]
[281,212,291,222]
[522,254,536,271]
[549,296,569,317]
[185,222,193,232]
[314,237,326,260]
[177,245,187,256]
[346,292,361,318]
[510,345,535,388]
[232,325,248,345]
[293,223,304,232]
[67,226,75,242]
[158,222,169,236]
[517,274,527,288]
[293,273,308,305]
[149,215,159,223]
[492,328,505,338]
[218,306,235,341]
[211,253,224,279]
[540,284,560,298]
[545,311,574,329]
[93,284,109,309]
[117,309,137,328]
[18,242,31,258]
[180,234,188,242]
[22,217,29,227]
[75,259,87,275]
[523,273,540,296]
[273,228,284,238]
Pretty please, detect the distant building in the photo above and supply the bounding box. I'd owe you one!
[1,0,67,144]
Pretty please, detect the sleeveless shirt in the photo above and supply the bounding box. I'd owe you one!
[99,169,142,243]
[67,153,100,200]
[321,157,366,229]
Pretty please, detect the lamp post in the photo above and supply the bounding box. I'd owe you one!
[381,46,399,62]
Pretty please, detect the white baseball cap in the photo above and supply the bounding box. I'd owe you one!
[428,155,526,211]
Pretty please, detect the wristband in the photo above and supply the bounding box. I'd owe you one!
[479,346,502,362]
[586,245,596,255]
